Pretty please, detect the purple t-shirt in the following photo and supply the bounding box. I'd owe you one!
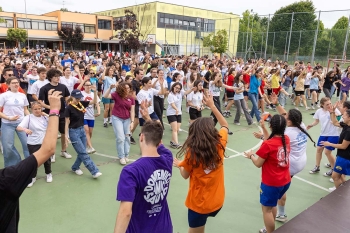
[117,145,173,233]
[341,77,350,91]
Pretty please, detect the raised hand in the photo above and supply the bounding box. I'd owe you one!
[48,89,62,111]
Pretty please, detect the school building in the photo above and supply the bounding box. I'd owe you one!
[0,1,240,56]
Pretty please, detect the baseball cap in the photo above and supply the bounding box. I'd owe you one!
[16,60,22,65]
[92,60,97,64]
[71,89,84,99]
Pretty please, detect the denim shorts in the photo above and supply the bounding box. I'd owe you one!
[102,97,114,104]
[317,136,339,151]
[334,156,350,175]
[260,182,290,207]
[188,207,222,228]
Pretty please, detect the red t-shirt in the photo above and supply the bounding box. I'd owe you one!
[74,75,86,90]
[243,74,250,85]
[259,79,265,95]
[111,92,135,119]
[256,136,291,187]
[226,74,234,93]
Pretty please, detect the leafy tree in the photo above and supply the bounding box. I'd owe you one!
[330,16,349,55]
[7,28,27,47]
[203,29,228,54]
[268,1,319,56]
[0,6,5,23]
[112,10,143,51]
[57,25,84,50]
[60,8,68,12]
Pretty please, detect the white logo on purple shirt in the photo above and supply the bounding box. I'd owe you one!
[144,169,171,205]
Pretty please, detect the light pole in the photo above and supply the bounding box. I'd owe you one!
[24,0,29,48]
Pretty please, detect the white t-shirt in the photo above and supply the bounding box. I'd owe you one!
[151,78,167,98]
[136,88,159,118]
[27,74,39,94]
[285,123,308,175]
[29,79,49,97]
[18,114,48,145]
[305,73,312,85]
[209,81,221,97]
[187,91,203,108]
[60,76,79,93]
[0,91,29,124]
[81,91,100,120]
[313,108,341,136]
[166,91,185,116]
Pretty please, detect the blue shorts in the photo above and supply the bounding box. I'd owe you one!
[102,97,114,104]
[139,112,159,126]
[260,182,291,207]
[334,156,350,175]
[188,208,221,228]
[317,136,339,151]
[84,119,95,128]
[243,91,248,97]
[341,90,349,100]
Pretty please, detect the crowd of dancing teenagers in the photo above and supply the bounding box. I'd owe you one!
[1,49,350,233]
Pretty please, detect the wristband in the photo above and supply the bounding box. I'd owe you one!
[50,109,59,115]
[49,113,60,117]
[275,103,280,107]
[260,135,264,140]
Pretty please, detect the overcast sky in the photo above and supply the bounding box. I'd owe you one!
[1,0,349,28]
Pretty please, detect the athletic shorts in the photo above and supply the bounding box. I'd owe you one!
[189,108,202,120]
[59,117,65,134]
[167,115,182,123]
[310,89,318,93]
[334,156,350,175]
[84,119,95,128]
[271,87,282,95]
[188,208,222,228]
[260,182,291,207]
[139,112,159,126]
[267,89,272,95]
[134,103,139,116]
[304,85,310,89]
[226,91,234,100]
[102,97,114,104]
[341,90,349,97]
[243,91,249,97]
[294,91,304,96]
[317,136,339,151]
[97,83,102,92]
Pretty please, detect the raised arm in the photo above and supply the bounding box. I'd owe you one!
[203,93,228,131]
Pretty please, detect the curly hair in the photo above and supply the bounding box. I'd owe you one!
[176,117,225,170]
[267,115,288,165]
[116,82,132,99]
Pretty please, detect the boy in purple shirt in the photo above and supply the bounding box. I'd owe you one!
[337,73,350,102]
[114,101,173,233]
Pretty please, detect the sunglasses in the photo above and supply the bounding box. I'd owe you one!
[90,73,95,75]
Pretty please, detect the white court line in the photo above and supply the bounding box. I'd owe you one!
[94,152,136,162]
[293,175,330,193]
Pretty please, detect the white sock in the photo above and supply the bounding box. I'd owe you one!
[104,118,108,123]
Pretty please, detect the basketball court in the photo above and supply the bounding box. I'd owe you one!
[0,103,335,232]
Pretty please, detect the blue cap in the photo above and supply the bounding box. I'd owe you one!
[71,89,84,99]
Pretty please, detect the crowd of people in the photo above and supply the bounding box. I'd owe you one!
[0,47,350,233]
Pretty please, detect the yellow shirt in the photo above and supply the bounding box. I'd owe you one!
[271,74,280,89]
[126,71,135,78]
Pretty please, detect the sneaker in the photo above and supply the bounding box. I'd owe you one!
[330,178,334,183]
[74,169,84,175]
[223,112,228,118]
[259,227,267,233]
[175,144,182,149]
[306,107,310,110]
[109,122,112,125]
[311,105,315,110]
[295,107,299,110]
[228,131,233,135]
[266,105,272,109]
[324,169,333,177]
[120,158,126,165]
[27,178,36,188]
[46,173,53,183]
[300,103,304,107]
[329,186,336,192]
[125,157,129,163]
[325,163,331,168]
[51,154,56,163]
[309,165,320,174]
[234,122,241,126]
[275,214,288,222]
[103,123,108,127]
[130,136,136,145]
[293,102,296,106]
[86,147,92,154]
[227,111,232,117]
[317,104,320,108]
[90,147,96,154]
[61,151,72,159]
[93,172,102,179]
[57,134,61,139]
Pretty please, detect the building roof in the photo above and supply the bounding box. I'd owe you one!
[95,1,239,17]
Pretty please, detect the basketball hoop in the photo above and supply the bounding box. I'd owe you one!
[147,38,153,47]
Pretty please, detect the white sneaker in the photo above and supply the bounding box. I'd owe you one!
[93,172,102,178]
[90,147,96,154]
[27,178,36,188]
[120,158,126,165]
[329,186,336,192]
[330,178,334,183]
[295,107,299,110]
[306,107,310,110]
[300,103,304,107]
[125,157,129,163]
[234,122,241,125]
[74,169,84,175]
[46,173,53,183]
[57,134,61,139]
[51,154,56,163]
[86,147,92,154]
[311,105,315,110]
[61,151,72,159]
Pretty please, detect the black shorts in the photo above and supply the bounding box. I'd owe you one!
[97,83,102,92]
[295,91,304,96]
[226,91,234,100]
[188,207,222,228]
[134,103,139,117]
[27,144,42,155]
[59,117,65,134]
[167,115,182,123]
[304,85,310,89]
[243,91,249,97]
[189,108,202,120]
[267,89,272,95]
[310,89,318,93]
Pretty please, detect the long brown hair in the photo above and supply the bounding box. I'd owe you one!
[177,117,225,170]
[116,82,132,99]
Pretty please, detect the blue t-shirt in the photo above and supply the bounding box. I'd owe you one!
[122,64,130,72]
[310,77,319,90]
[103,76,116,93]
[282,76,292,87]
[61,59,74,70]
[117,145,173,233]
[249,74,261,94]
[90,77,98,86]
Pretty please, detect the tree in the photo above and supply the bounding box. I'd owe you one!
[203,29,229,54]
[330,16,349,55]
[0,6,5,23]
[57,25,84,50]
[7,28,27,47]
[112,10,143,51]
[60,8,68,12]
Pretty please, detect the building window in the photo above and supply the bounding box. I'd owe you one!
[169,19,173,24]
[17,19,31,29]
[164,18,169,24]
[160,17,164,23]
[0,17,14,28]
[45,21,58,31]
[174,19,178,25]
[98,19,111,30]
[84,24,95,33]
[157,13,215,32]
[31,20,45,30]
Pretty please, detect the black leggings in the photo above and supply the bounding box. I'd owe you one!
[210,96,222,126]
[153,96,164,129]
[28,144,51,176]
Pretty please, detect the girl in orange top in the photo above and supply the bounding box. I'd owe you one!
[173,93,228,233]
